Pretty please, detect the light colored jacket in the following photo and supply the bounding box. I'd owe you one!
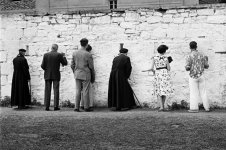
[71,49,95,81]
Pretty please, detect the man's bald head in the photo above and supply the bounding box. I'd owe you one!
[52,44,58,51]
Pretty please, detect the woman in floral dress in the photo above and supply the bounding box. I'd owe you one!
[143,45,173,111]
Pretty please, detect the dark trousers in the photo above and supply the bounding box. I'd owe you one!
[44,80,60,108]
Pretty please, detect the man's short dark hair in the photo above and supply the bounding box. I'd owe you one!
[86,44,92,52]
[80,38,88,47]
[190,41,197,49]
[157,45,168,54]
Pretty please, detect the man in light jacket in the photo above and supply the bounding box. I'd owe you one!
[71,38,95,112]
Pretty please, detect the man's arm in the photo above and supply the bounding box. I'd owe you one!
[204,56,209,69]
[71,53,75,72]
[88,54,95,83]
[185,56,191,71]
[41,54,46,70]
[60,53,68,66]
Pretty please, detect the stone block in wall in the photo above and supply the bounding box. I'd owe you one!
[17,21,27,29]
[90,16,111,24]
[81,17,90,24]
[147,16,162,24]
[76,24,89,32]
[50,18,57,24]
[151,28,167,38]
[1,63,12,75]
[1,75,8,86]
[125,11,140,22]
[120,22,138,29]
[111,17,124,23]
[68,19,81,24]
[153,12,163,16]
[140,31,151,40]
[166,9,178,14]
[42,16,50,22]
[4,28,23,40]
[0,51,7,62]
[214,9,226,15]
[37,30,48,37]
[162,15,173,23]
[173,17,184,24]
[56,18,66,24]
[180,12,189,18]
[38,22,50,30]
[196,16,207,23]
[167,29,186,39]
[197,9,214,16]
[73,14,81,19]
[185,29,207,38]
[207,16,226,24]
[27,22,38,28]
[32,17,42,23]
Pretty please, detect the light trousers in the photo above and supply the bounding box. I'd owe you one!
[189,75,209,110]
[75,79,90,109]
[81,84,94,107]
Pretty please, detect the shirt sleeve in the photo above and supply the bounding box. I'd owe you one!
[185,55,191,71]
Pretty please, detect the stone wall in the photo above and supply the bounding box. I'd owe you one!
[1,6,226,107]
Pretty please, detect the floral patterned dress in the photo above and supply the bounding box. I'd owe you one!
[153,55,173,96]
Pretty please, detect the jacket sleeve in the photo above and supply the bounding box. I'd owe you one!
[71,54,75,72]
[88,54,95,82]
[60,54,68,66]
[23,58,31,80]
[41,55,46,70]
[125,57,132,79]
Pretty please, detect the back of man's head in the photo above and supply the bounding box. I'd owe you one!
[52,44,58,51]
[189,41,197,50]
[80,38,88,47]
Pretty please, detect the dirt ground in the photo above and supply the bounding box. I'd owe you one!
[1,106,226,150]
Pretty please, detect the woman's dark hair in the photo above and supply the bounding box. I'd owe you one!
[86,44,92,52]
[80,38,88,47]
[189,41,197,49]
[157,45,168,54]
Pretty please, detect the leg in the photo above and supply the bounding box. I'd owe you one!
[53,80,60,110]
[157,95,164,110]
[89,84,94,108]
[82,79,91,110]
[189,77,199,111]
[199,75,209,111]
[80,84,84,109]
[161,95,166,110]
[44,80,52,110]
[75,79,82,110]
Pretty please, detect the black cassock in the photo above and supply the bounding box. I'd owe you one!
[108,54,136,109]
[11,54,31,107]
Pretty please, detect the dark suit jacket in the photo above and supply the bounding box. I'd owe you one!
[41,51,68,80]
[71,49,95,82]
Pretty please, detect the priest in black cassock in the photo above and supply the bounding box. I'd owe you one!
[108,48,137,111]
[11,49,31,109]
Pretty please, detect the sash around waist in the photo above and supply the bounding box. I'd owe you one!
[156,67,167,70]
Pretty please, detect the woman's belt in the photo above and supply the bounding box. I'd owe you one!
[156,67,167,70]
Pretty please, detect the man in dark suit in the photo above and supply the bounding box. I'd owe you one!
[41,44,68,111]
[108,48,137,111]
[71,38,95,112]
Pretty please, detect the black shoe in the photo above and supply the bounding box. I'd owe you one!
[54,107,60,111]
[74,109,80,112]
[80,106,84,110]
[84,108,93,112]
[45,107,50,111]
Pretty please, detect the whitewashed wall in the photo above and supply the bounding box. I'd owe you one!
[1,6,226,107]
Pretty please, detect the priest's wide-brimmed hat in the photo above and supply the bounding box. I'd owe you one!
[119,48,128,53]
[19,49,26,52]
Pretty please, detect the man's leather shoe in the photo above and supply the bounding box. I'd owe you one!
[54,107,60,111]
[74,109,80,112]
[45,107,50,111]
[84,108,93,112]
